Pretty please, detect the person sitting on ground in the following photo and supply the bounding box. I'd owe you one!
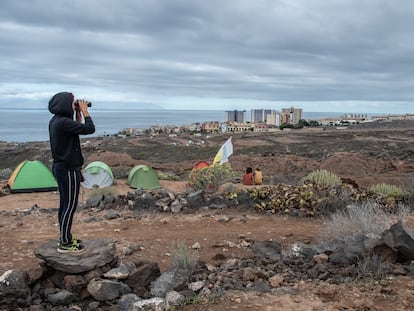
[242,167,253,185]
[254,167,263,185]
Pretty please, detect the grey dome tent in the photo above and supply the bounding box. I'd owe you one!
[81,161,114,189]
[127,165,161,190]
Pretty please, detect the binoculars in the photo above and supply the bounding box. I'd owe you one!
[74,100,92,107]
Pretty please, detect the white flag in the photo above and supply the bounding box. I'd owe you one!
[213,137,233,164]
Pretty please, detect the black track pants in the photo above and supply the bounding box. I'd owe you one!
[53,165,81,244]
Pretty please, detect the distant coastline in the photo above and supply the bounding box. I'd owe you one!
[0,109,387,143]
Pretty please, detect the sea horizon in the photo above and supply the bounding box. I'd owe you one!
[0,108,385,143]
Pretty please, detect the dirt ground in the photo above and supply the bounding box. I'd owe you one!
[1,179,414,310]
[2,124,414,310]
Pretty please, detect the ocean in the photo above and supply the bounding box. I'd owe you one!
[0,108,348,143]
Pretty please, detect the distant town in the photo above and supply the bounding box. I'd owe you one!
[119,107,414,137]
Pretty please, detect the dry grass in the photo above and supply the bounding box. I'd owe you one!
[170,240,198,273]
[318,202,393,247]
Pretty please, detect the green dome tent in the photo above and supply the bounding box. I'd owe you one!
[81,161,114,189]
[7,160,58,193]
[127,165,161,190]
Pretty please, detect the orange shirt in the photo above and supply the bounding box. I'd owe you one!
[254,170,263,185]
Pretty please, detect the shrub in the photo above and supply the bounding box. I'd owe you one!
[318,202,393,248]
[188,163,237,193]
[87,186,118,198]
[157,170,180,181]
[357,254,389,280]
[316,190,350,216]
[170,240,198,273]
[368,183,408,200]
[301,169,341,187]
[111,165,131,179]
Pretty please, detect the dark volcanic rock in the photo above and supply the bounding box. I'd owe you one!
[383,219,414,262]
[33,238,117,274]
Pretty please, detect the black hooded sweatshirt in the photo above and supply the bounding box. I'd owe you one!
[48,92,95,170]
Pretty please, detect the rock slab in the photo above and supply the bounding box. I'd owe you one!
[33,238,117,274]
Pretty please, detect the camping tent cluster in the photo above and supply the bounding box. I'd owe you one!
[7,160,161,193]
[7,138,234,193]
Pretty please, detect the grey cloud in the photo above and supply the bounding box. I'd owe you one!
[0,0,413,111]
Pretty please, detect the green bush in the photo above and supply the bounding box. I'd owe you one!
[188,163,237,193]
[368,183,408,200]
[301,169,341,187]
[157,170,180,181]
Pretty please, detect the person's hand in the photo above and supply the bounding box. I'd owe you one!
[77,100,90,117]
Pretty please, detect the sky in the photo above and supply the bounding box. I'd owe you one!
[1,0,413,113]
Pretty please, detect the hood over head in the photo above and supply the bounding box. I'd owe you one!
[48,92,74,117]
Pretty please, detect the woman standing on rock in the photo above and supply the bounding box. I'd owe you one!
[48,92,95,253]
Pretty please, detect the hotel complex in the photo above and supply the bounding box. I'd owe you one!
[120,107,414,137]
[225,107,303,126]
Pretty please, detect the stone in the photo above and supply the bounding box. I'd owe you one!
[269,274,284,287]
[188,280,205,292]
[104,262,136,280]
[242,267,257,282]
[186,190,205,208]
[130,192,156,210]
[64,275,87,293]
[85,194,104,208]
[33,238,117,274]
[125,262,161,289]
[118,293,141,311]
[151,269,189,298]
[165,291,185,308]
[251,240,282,261]
[132,297,165,311]
[106,210,121,220]
[170,199,182,213]
[87,278,131,301]
[47,289,78,306]
[0,269,31,309]
[383,220,414,262]
[254,280,271,293]
[314,253,329,263]
[329,234,372,264]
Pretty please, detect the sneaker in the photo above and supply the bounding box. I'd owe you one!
[57,242,85,254]
[71,236,83,247]
[56,236,83,247]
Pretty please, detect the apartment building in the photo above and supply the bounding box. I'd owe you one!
[224,122,253,133]
[225,110,246,123]
[251,109,272,123]
[201,121,221,133]
[281,107,303,124]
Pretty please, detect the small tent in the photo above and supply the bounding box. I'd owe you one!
[7,160,58,193]
[81,161,114,189]
[193,160,210,170]
[128,165,161,190]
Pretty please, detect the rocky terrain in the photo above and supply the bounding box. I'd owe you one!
[1,120,414,310]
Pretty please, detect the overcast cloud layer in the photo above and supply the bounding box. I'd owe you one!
[1,0,413,113]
